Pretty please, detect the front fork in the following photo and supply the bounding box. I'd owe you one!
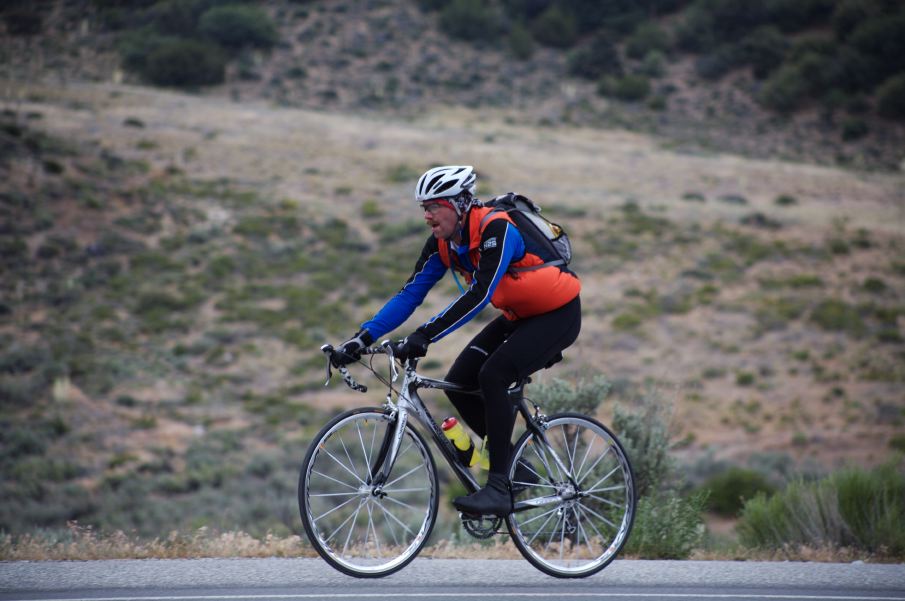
[368,409,407,489]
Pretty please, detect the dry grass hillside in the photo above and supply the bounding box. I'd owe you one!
[2,77,904,539]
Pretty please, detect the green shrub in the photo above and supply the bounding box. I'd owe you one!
[848,15,905,80]
[640,50,666,78]
[625,22,671,60]
[569,34,622,80]
[841,117,869,141]
[862,277,887,294]
[675,3,717,52]
[624,490,708,558]
[810,299,865,336]
[198,5,277,50]
[438,0,503,41]
[529,374,610,416]
[148,0,202,37]
[774,194,798,206]
[694,44,741,80]
[765,0,835,33]
[831,0,884,40]
[530,5,577,48]
[877,74,905,120]
[600,74,651,102]
[508,21,535,60]
[143,39,225,87]
[3,9,43,36]
[735,371,755,386]
[759,63,808,113]
[703,467,776,516]
[741,26,788,79]
[612,396,672,498]
[738,462,905,555]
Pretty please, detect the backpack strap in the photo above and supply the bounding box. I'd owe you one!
[509,259,565,273]
[479,202,564,274]
[438,239,468,293]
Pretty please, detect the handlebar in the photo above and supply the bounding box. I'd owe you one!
[320,341,403,393]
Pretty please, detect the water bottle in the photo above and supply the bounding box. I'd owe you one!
[441,417,480,468]
[477,435,490,471]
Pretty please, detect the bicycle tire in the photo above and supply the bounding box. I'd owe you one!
[506,412,636,578]
[299,407,439,578]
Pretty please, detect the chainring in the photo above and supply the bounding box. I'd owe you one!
[461,513,503,539]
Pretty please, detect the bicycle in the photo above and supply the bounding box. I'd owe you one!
[298,341,636,578]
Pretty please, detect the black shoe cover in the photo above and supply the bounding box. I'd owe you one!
[454,472,513,516]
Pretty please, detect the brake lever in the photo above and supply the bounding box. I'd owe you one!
[381,340,399,382]
[320,344,334,386]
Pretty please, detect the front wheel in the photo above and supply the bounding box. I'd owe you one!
[299,407,439,577]
[506,413,636,578]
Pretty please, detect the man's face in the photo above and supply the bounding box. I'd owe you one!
[421,199,459,240]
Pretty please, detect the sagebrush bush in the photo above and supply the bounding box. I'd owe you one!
[738,462,905,556]
[741,26,788,79]
[143,39,225,87]
[600,74,651,102]
[702,467,776,517]
[569,34,622,80]
[508,22,535,60]
[877,74,905,120]
[529,374,610,416]
[624,490,708,559]
[612,395,673,498]
[198,5,277,50]
[530,5,577,48]
[759,63,808,113]
[625,22,671,59]
[809,299,865,336]
[438,0,502,41]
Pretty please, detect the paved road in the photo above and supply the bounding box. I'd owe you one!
[2,558,904,601]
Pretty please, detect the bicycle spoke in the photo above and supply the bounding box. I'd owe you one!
[366,501,382,559]
[584,465,621,494]
[314,493,361,522]
[576,502,609,543]
[321,445,366,485]
[576,499,618,530]
[574,435,595,486]
[301,410,438,577]
[383,462,424,489]
[586,492,624,508]
[375,498,417,538]
[325,497,363,546]
[312,468,360,492]
[576,444,612,487]
[507,415,635,577]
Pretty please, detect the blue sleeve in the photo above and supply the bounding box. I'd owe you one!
[420,221,524,341]
[360,240,447,340]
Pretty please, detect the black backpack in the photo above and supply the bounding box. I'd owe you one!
[480,193,573,274]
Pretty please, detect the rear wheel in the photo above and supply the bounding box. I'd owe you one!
[299,408,438,577]
[506,413,635,578]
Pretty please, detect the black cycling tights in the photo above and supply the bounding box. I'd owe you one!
[444,296,581,477]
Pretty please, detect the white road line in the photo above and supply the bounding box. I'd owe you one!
[7,593,905,601]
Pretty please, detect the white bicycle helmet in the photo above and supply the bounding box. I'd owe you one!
[414,165,477,214]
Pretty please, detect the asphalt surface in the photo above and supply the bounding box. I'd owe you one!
[2,558,904,601]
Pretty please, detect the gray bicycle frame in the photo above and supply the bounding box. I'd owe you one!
[371,358,576,512]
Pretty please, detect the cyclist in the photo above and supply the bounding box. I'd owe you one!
[332,165,581,516]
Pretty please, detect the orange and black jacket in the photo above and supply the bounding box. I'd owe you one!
[361,206,580,342]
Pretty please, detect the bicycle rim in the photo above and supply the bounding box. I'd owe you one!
[507,413,635,578]
[299,408,438,577]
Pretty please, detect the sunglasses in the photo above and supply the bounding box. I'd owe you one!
[420,199,455,214]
